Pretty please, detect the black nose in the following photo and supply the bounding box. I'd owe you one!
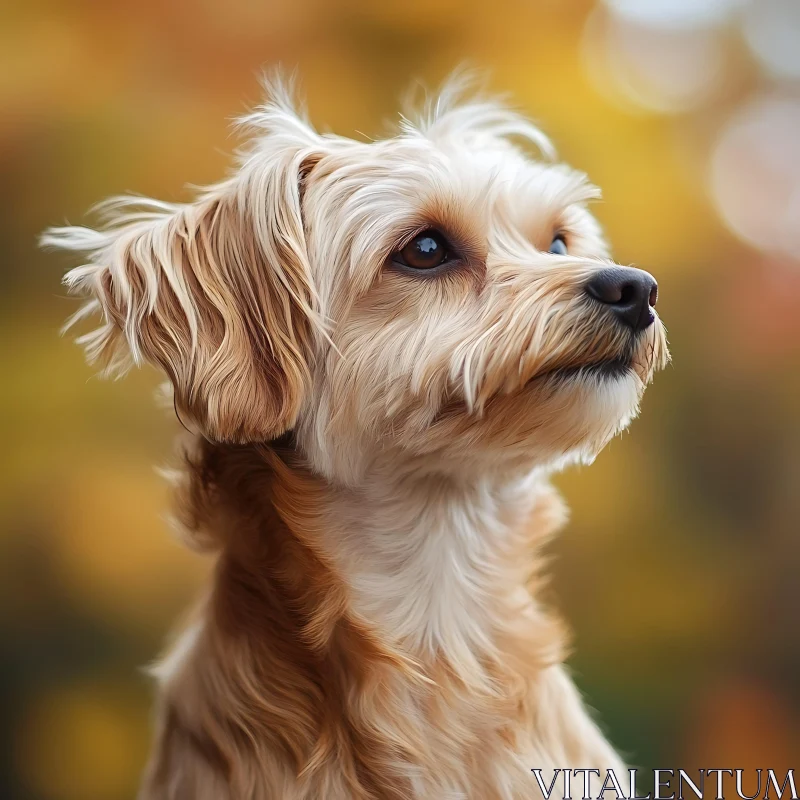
[585,267,658,332]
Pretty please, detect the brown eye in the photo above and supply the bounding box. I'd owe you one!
[395,230,451,270]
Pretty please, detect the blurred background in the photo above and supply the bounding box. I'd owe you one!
[2,0,799,797]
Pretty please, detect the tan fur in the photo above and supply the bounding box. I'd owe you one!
[43,75,669,799]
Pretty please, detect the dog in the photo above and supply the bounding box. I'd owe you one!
[43,75,669,799]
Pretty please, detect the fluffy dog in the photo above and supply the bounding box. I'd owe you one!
[44,76,669,799]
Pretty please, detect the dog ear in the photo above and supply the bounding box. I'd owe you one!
[43,131,323,443]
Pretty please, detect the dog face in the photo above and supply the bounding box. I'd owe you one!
[45,79,669,481]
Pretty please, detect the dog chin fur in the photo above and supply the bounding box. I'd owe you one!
[43,74,669,799]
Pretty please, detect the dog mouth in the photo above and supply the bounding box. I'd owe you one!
[531,356,633,385]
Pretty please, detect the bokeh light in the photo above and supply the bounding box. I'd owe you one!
[601,0,746,30]
[711,93,800,259]
[583,7,728,113]
[742,0,800,80]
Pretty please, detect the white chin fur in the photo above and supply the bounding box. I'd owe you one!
[561,370,643,466]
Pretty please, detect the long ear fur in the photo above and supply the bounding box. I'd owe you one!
[42,91,323,443]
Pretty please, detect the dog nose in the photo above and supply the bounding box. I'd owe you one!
[585,267,658,332]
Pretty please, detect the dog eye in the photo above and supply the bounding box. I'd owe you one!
[549,234,568,255]
[394,230,451,270]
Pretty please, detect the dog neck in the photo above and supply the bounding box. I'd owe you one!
[147,436,603,799]
[182,436,566,675]
[317,458,555,658]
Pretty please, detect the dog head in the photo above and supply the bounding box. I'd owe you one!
[44,77,669,482]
